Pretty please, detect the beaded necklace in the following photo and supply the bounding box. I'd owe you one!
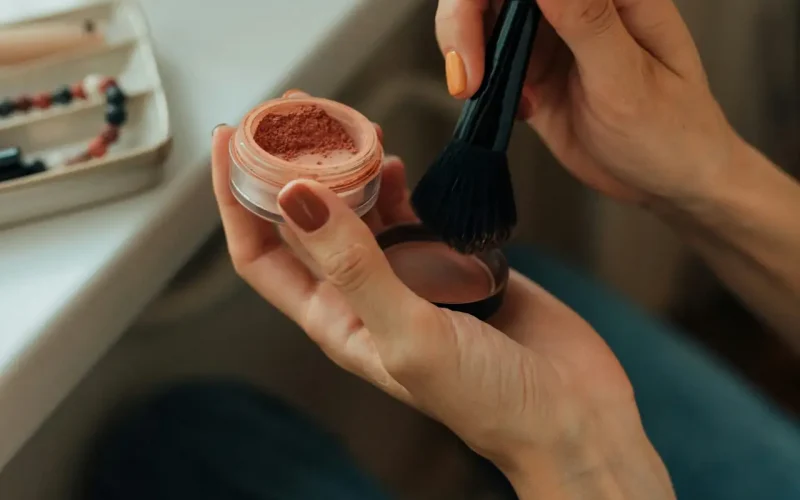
[0,74,128,183]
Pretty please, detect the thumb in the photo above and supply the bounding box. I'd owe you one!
[276,180,441,354]
[538,0,642,84]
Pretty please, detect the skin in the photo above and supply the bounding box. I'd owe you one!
[213,0,800,497]
[213,91,673,499]
[436,0,800,349]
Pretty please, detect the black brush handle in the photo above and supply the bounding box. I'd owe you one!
[452,0,541,152]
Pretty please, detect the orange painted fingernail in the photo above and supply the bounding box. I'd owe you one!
[445,51,467,96]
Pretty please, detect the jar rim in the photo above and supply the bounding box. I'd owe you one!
[230,97,381,191]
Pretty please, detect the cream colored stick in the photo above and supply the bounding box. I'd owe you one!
[0,20,104,66]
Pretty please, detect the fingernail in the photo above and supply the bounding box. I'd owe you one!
[212,123,227,137]
[383,154,402,166]
[445,51,467,96]
[278,183,330,232]
[282,89,305,98]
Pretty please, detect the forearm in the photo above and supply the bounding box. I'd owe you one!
[504,412,675,500]
[658,138,800,350]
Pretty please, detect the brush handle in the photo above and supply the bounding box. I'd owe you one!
[452,0,541,152]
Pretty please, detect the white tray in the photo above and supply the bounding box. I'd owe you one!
[0,0,170,228]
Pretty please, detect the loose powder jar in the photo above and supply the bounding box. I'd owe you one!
[230,97,383,222]
[377,224,509,321]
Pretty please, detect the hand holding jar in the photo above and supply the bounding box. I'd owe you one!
[212,91,674,500]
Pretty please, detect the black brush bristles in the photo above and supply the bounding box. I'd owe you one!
[410,0,539,254]
[411,140,516,254]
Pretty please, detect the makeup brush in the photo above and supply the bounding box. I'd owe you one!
[411,0,541,254]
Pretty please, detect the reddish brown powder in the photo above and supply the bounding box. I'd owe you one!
[253,104,358,161]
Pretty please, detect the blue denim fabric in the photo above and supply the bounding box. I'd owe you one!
[86,248,800,499]
[505,246,800,500]
[84,381,391,500]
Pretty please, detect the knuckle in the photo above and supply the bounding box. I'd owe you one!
[586,55,652,121]
[381,308,447,381]
[321,243,373,293]
[435,0,488,29]
[577,0,616,34]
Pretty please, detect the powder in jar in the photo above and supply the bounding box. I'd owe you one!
[253,104,358,161]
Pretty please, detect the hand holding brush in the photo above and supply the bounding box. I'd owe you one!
[412,0,541,254]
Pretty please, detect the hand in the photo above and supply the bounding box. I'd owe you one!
[212,91,673,497]
[436,0,738,205]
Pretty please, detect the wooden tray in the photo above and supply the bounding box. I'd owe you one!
[0,0,170,228]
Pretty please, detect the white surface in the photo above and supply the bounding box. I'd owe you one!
[0,0,425,470]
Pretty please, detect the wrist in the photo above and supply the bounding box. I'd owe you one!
[501,410,675,500]
[652,133,796,242]
[649,132,753,230]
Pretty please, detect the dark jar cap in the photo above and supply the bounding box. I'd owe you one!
[376,223,508,321]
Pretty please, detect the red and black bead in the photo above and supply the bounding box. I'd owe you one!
[105,85,126,106]
[88,136,108,158]
[99,77,117,94]
[0,75,127,175]
[101,125,120,144]
[32,93,52,109]
[15,96,32,113]
[51,86,73,105]
[71,83,87,100]
[105,104,127,126]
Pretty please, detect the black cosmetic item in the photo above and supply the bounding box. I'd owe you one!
[376,223,509,321]
[0,148,46,182]
[0,147,22,172]
[411,0,541,254]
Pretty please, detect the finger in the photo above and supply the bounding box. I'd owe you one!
[278,224,321,277]
[211,125,277,266]
[376,155,418,226]
[537,0,643,87]
[526,21,564,89]
[436,0,490,98]
[518,20,565,120]
[276,180,439,343]
[282,89,310,99]
[373,122,384,145]
[521,27,573,121]
[211,124,317,319]
[615,0,703,78]
[362,209,384,233]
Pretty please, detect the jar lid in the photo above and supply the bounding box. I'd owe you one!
[376,224,508,321]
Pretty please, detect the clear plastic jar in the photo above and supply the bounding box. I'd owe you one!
[229,97,383,222]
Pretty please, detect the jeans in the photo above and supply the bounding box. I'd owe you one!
[84,247,800,500]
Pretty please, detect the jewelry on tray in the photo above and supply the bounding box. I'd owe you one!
[0,74,128,183]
